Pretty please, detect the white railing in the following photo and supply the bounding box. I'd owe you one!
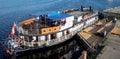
[23,24,84,48]
[23,31,74,47]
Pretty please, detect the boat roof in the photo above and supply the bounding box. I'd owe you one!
[67,10,94,18]
[48,13,72,21]
[32,11,72,21]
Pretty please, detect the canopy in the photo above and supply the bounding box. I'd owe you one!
[31,11,72,21]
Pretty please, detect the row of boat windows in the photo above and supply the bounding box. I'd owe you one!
[23,31,69,42]
[43,27,60,32]
[22,20,65,30]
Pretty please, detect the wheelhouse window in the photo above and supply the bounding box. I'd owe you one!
[51,21,60,26]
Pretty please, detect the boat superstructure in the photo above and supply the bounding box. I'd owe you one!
[17,8,97,47]
[2,7,98,58]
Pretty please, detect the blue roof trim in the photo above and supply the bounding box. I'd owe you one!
[48,13,72,21]
[32,11,61,17]
[31,11,72,21]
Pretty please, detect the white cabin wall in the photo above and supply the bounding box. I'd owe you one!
[77,16,82,22]
[64,30,67,35]
[48,35,51,41]
[60,16,74,30]
[69,22,84,33]
[40,36,45,41]
[56,32,62,38]
[38,36,41,42]
[86,17,96,27]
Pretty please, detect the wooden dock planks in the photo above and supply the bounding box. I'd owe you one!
[96,21,104,25]
[105,21,112,27]
[83,26,94,32]
[97,21,112,33]
[79,32,92,40]
[111,27,120,35]
[97,27,104,33]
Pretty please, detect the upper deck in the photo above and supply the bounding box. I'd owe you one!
[17,8,97,36]
[17,11,73,35]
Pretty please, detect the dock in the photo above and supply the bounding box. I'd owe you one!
[77,6,120,59]
[78,20,114,48]
[96,7,120,59]
[96,20,120,59]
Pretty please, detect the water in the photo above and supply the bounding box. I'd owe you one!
[0,0,120,39]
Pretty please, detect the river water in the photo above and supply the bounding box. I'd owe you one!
[0,0,120,39]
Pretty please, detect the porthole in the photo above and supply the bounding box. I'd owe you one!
[43,30,46,32]
[49,29,51,31]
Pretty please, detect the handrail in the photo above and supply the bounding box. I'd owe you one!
[23,22,85,47]
[24,30,74,47]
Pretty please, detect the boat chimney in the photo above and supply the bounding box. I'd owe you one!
[81,5,84,11]
[89,6,93,12]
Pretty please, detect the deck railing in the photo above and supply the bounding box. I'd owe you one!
[23,16,98,48]
[24,28,75,47]
[14,12,99,50]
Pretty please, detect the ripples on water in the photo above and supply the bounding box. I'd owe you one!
[0,0,120,39]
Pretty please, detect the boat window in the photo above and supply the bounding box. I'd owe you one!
[49,29,51,31]
[51,34,56,39]
[51,21,60,26]
[45,35,48,41]
[43,30,46,32]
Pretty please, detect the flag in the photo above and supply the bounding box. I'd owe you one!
[61,18,66,22]
[11,23,17,35]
